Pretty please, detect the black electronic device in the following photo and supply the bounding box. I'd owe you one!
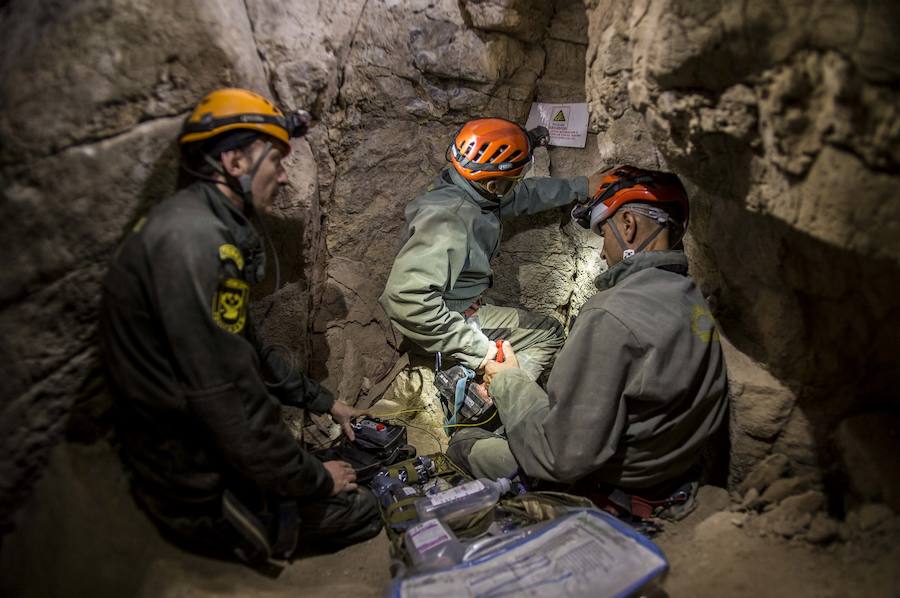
[352,416,407,456]
[433,365,497,433]
[312,417,412,484]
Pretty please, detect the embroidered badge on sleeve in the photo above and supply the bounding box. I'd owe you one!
[218,243,245,272]
[212,277,250,333]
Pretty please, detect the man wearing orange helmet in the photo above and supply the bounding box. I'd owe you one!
[450,166,727,522]
[99,89,381,574]
[379,117,592,382]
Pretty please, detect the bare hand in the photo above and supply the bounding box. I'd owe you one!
[483,341,519,392]
[330,400,368,441]
[323,460,358,495]
[476,341,499,374]
[470,382,493,408]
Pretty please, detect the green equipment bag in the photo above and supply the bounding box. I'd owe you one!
[378,453,596,568]
[380,453,472,559]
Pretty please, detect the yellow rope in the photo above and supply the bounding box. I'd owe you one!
[394,418,446,453]
[444,409,499,428]
[371,408,427,419]
[373,407,499,454]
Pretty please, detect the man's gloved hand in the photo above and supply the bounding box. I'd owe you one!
[330,400,369,441]
[476,340,499,372]
[323,460,358,495]
[484,341,519,392]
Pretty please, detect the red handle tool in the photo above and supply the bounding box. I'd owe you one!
[495,339,505,363]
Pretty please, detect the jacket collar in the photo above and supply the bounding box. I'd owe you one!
[595,250,689,290]
[198,182,266,283]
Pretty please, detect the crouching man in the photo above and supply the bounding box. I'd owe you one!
[448,166,728,520]
[99,89,382,574]
[379,118,593,381]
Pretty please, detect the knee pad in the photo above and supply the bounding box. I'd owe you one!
[447,427,498,475]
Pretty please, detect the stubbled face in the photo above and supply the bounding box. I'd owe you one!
[247,140,288,214]
[598,217,625,266]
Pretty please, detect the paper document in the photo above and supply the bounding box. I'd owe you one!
[396,510,668,598]
[526,102,589,148]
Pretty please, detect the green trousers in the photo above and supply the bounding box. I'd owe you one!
[466,303,565,380]
[447,426,520,480]
[427,303,564,480]
[136,484,382,572]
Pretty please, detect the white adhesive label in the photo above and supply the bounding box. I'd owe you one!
[408,519,452,553]
[428,480,485,507]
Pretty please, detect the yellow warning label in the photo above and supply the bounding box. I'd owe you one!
[553,110,566,122]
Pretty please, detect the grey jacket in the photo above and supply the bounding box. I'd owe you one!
[379,167,588,368]
[490,251,728,488]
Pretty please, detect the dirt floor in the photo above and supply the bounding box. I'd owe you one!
[655,487,900,597]
[1,441,897,597]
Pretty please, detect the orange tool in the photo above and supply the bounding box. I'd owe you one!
[495,339,505,363]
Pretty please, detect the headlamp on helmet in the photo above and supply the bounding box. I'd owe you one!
[284,110,312,138]
[179,88,312,154]
[571,166,689,239]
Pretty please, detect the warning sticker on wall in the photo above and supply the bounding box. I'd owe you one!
[525,102,589,148]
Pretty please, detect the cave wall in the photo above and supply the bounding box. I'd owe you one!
[0,0,272,534]
[584,0,900,508]
[0,0,598,534]
[2,0,898,539]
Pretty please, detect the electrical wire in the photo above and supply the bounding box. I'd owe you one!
[372,408,427,419]
[392,418,446,454]
[379,406,500,455]
[444,409,499,429]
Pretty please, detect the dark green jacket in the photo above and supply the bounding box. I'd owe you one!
[491,251,728,488]
[379,168,589,368]
[100,182,335,511]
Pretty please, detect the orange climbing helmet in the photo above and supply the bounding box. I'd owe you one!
[178,88,310,153]
[572,165,689,237]
[449,117,549,183]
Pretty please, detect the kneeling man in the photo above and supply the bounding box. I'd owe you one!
[449,166,728,519]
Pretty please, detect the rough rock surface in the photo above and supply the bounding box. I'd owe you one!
[584,0,900,496]
[834,413,900,512]
[738,453,791,496]
[0,0,272,533]
[3,0,900,576]
[0,0,600,534]
[751,490,827,538]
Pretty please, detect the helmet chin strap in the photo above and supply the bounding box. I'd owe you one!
[203,142,283,293]
[470,180,503,203]
[606,218,667,260]
[471,178,520,204]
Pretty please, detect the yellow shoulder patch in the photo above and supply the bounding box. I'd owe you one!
[218,244,245,271]
[690,304,721,343]
[212,278,249,334]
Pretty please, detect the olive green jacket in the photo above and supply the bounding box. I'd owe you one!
[490,251,728,488]
[379,167,589,368]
